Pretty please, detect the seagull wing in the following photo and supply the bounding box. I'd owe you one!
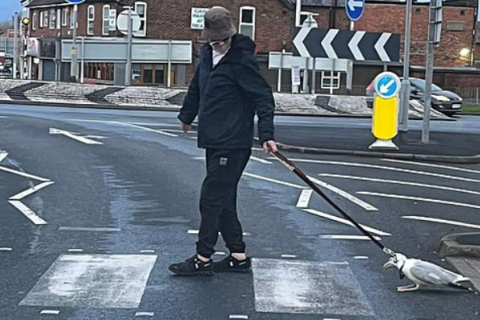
[407,260,463,287]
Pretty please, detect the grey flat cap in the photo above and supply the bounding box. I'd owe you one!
[202,6,237,41]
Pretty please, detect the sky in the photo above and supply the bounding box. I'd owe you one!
[0,0,22,22]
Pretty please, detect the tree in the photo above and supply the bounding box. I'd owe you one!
[0,20,14,35]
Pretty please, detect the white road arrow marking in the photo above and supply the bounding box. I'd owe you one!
[347,0,364,11]
[0,166,50,182]
[10,181,55,200]
[374,33,391,62]
[293,27,311,58]
[321,29,339,59]
[9,200,47,225]
[348,31,365,60]
[380,79,395,94]
[0,152,8,163]
[49,128,103,145]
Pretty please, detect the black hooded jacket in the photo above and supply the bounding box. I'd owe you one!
[178,34,275,149]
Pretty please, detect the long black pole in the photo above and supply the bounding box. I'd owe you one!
[272,151,395,256]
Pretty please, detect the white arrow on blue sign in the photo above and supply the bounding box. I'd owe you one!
[65,0,85,4]
[346,0,365,21]
[373,72,401,99]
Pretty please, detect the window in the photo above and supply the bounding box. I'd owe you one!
[103,5,110,35]
[87,5,95,35]
[49,9,56,29]
[43,10,48,28]
[135,2,147,37]
[57,9,61,29]
[61,8,67,26]
[32,12,37,30]
[239,7,255,40]
[39,11,44,28]
[321,71,341,90]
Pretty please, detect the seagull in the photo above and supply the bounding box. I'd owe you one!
[383,253,472,292]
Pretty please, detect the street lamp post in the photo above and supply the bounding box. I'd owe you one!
[70,4,78,83]
[399,0,413,133]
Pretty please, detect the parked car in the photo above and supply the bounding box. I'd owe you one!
[366,77,463,115]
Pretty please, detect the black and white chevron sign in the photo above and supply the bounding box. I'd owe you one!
[293,28,400,62]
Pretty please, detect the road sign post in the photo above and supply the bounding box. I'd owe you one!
[399,0,413,134]
[66,0,85,83]
[370,72,401,150]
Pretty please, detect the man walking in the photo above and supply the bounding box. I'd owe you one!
[169,6,277,276]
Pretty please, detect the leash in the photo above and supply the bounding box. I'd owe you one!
[272,151,396,258]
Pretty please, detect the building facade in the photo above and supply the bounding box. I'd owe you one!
[23,0,480,90]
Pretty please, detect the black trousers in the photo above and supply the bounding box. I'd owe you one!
[196,148,251,258]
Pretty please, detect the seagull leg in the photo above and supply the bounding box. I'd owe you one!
[397,284,420,292]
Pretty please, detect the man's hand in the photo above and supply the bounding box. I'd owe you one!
[263,140,278,154]
[180,122,191,133]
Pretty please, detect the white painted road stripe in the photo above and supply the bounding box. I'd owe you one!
[382,158,480,175]
[188,230,251,236]
[250,156,272,164]
[135,312,155,317]
[58,227,121,232]
[229,315,248,319]
[403,216,480,230]
[0,247,13,251]
[114,122,178,137]
[0,152,7,163]
[296,189,313,208]
[140,250,155,253]
[281,254,297,258]
[357,192,480,210]
[49,128,103,145]
[40,310,60,315]
[271,158,480,184]
[68,249,84,253]
[303,209,391,236]
[320,235,382,240]
[243,172,305,189]
[0,166,50,182]
[319,174,480,196]
[9,181,55,200]
[307,176,378,211]
[9,200,47,225]
[354,256,369,260]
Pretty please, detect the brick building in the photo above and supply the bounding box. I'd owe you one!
[22,0,480,90]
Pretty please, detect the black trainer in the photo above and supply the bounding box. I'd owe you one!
[168,255,214,276]
[213,255,252,273]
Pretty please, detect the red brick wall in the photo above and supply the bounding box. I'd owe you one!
[355,4,476,67]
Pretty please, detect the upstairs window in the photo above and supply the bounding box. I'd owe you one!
[43,10,48,28]
[135,2,147,37]
[102,5,110,35]
[56,9,61,29]
[239,7,255,40]
[87,5,95,35]
[32,12,37,30]
[49,8,55,29]
[61,8,67,26]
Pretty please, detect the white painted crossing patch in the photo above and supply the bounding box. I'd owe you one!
[357,192,480,210]
[303,209,391,236]
[9,181,55,200]
[114,122,178,137]
[243,172,305,189]
[49,128,104,145]
[320,235,382,240]
[272,158,480,184]
[0,151,7,163]
[20,254,157,309]
[40,310,60,315]
[307,176,378,212]
[296,189,313,208]
[0,166,50,182]
[318,174,480,196]
[252,258,373,316]
[402,216,480,230]
[250,156,272,164]
[135,312,155,317]
[58,227,121,232]
[9,200,47,225]
[382,159,480,175]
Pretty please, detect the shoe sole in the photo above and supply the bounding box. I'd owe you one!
[169,267,214,276]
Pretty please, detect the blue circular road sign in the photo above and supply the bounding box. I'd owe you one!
[345,0,365,21]
[65,0,86,4]
[373,72,401,99]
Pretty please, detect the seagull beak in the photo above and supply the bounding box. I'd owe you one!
[383,261,394,269]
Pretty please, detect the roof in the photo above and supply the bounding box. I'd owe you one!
[279,0,477,7]
[27,0,110,8]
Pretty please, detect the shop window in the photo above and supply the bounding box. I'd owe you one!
[87,5,95,35]
[143,64,153,83]
[49,9,56,29]
[103,5,110,35]
[155,65,164,85]
[321,71,341,90]
[135,2,147,37]
[132,64,141,84]
[239,6,255,40]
